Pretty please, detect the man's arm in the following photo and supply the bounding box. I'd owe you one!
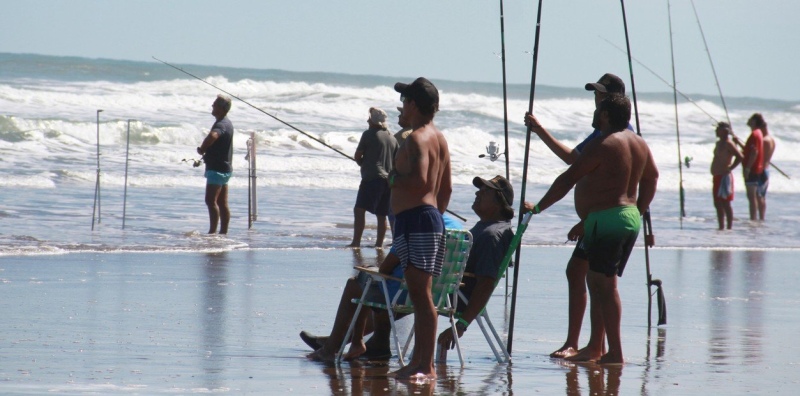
[437,275,495,349]
[354,149,364,166]
[727,141,743,172]
[435,155,452,214]
[197,130,220,155]
[525,112,579,164]
[390,133,428,190]
[637,147,659,215]
[534,142,603,212]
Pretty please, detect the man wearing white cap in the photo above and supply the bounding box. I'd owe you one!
[348,107,398,248]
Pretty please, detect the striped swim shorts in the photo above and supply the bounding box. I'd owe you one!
[394,205,446,277]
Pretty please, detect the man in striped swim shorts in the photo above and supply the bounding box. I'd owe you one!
[388,77,451,381]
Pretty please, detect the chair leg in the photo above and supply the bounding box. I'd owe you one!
[381,281,405,367]
[337,278,372,363]
[450,315,465,367]
[476,310,510,363]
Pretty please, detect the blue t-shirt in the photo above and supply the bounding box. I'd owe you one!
[574,123,635,153]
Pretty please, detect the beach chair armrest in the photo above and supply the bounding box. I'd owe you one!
[353,266,404,283]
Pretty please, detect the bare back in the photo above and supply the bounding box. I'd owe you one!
[391,122,452,214]
[762,134,776,170]
[572,131,656,218]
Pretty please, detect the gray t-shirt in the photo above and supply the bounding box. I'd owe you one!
[205,116,234,173]
[356,127,398,181]
[461,220,514,300]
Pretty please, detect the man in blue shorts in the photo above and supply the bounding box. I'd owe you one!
[527,94,658,364]
[348,107,398,248]
[197,94,234,234]
[523,73,632,358]
[389,77,451,380]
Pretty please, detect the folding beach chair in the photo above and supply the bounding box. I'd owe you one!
[454,211,533,364]
[337,228,473,367]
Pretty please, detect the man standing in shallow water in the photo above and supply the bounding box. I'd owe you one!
[197,94,234,234]
[389,77,451,380]
[526,94,658,364]
[710,122,743,230]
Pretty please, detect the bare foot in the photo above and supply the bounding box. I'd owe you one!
[550,346,578,358]
[388,364,419,379]
[597,352,624,365]
[306,347,336,362]
[343,340,367,361]
[346,243,361,249]
[390,365,437,381]
[565,346,602,363]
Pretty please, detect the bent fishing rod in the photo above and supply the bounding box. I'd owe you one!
[600,39,790,180]
[153,57,468,222]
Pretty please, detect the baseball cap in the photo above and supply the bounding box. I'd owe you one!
[584,73,625,94]
[473,175,514,211]
[394,77,439,110]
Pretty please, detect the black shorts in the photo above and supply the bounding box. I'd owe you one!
[355,178,391,216]
[571,237,588,260]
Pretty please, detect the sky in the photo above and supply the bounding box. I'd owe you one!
[3,0,798,101]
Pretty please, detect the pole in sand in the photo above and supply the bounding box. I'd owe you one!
[619,0,666,327]
[122,119,132,229]
[91,109,103,230]
[667,0,686,222]
[507,0,544,355]
[246,132,258,229]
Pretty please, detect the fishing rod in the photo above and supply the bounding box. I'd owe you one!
[620,0,666,328]
[153,57,352,161]
[601,37,790,179]
[690,0,731,126]
[668,0,686,222]
[154,56,469,221]
[91,109,103,231]
[507,0,544,355]
[499,0,511,182]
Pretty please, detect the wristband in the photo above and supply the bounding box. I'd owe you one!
[457,317,469,331]
[389,174,396,187]
[533,204,541,214]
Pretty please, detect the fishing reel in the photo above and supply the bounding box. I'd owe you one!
[182,158,203,168]
[479,141,505,162]
[684,156,693,168]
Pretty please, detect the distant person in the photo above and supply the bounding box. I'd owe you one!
[710,122,743,230]
[348,107,398,248]
[740,113,765,221]
[525,94,659,364]
[389,77,451,380]
[197,94,234,234]
[523,73,632,359]
[759,117,776,220]
[394,106,413,147]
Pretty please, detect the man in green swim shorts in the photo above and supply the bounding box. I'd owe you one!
[525,94,659,364]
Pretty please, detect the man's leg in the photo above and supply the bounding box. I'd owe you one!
[391,265,436,379]
[348,207,366,247]
[551,256,588,358]
[757,196,766,220]
[375,215,387,247]
[723,201,734,229]
[589,270,623,364]
[205,184,222,234]
[746,184,758,220]
[567,274,605,363]
[714,200,725,230]
[217,184,230,234]
[307,277,368,362]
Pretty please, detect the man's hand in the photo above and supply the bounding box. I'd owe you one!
[437,326,464,351]
[567,221,584,241]
[524,112,545,135]
[196,146,203,155]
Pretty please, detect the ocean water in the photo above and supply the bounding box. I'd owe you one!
[2,52,800,255]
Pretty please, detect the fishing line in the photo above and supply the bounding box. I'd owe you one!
[154,57,469,222]
[668,0,686,222]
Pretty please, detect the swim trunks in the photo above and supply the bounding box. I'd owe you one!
[355,178,391,216]
[584,205,641,277]
[205,170,232,186]
[757,169,769,198]
[570,237,588,260]
[394,205,446,276]
[745,171,762,186]
[713,173,734,202]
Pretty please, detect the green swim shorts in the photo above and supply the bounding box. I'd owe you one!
[583,205,641,277]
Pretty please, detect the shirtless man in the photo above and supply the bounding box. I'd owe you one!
[710,122,743,230]
[524,73,631,358]
[389,77,451,380]
[525,94,659,364]
[741,114,765,221]
[759,116,776,220]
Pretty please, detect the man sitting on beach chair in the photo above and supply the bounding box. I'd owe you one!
[302,175,514,362]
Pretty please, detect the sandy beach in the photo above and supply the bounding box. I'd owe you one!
[2,247,798,394]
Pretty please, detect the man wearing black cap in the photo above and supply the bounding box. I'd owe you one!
[389,77,452,380]
[437,176,514,356]
[522,73,632,359]
[525,94,658,364]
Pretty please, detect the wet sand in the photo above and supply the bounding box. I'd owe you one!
[2,247,799,394]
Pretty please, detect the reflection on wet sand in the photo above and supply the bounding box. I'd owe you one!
[562,362,622,396]
[201,252,230,391]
